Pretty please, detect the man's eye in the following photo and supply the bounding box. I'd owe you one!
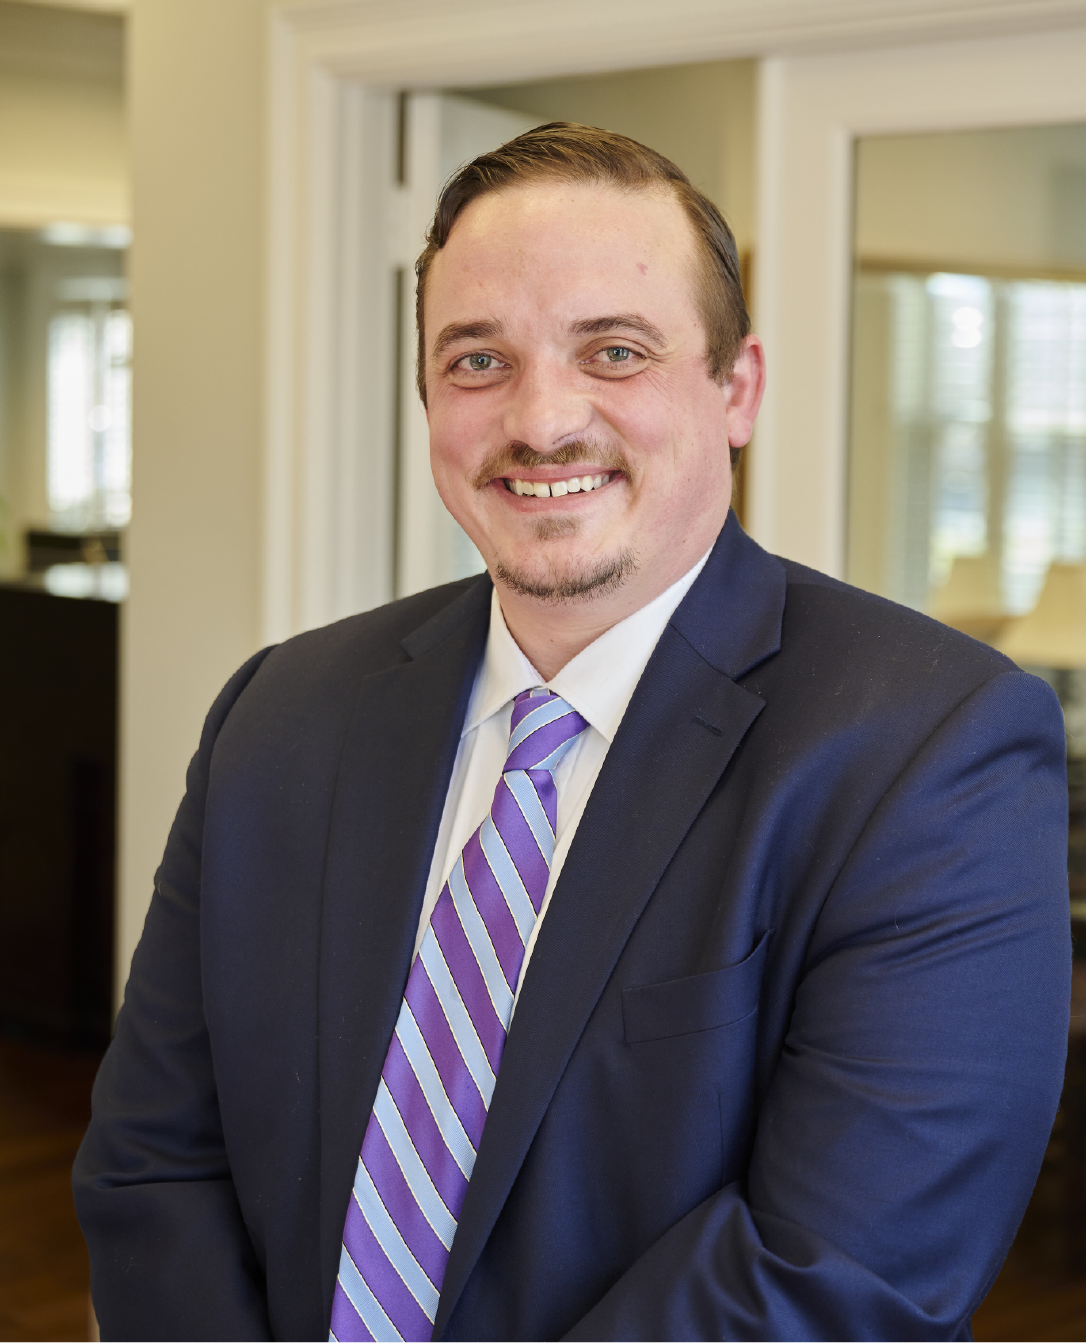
[466,353,494,371]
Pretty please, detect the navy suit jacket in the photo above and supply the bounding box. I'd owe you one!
[75,517,1071,1341]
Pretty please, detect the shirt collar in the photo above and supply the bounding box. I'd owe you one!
[462,548,713,744]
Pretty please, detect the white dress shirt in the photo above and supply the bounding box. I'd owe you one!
[413,548,712,1012]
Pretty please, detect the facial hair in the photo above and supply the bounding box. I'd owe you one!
[469,438,631,491]
[493,543,637,604]
[475,439,639,604]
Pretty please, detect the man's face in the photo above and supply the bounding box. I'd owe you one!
[423,181,761,606]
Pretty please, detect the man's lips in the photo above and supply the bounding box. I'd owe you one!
[500,471,614,498]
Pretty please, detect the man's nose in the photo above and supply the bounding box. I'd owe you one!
[500,360,592,454]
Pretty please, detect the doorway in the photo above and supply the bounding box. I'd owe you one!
[340,63,758,609]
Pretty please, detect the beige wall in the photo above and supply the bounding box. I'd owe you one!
[0,1,127,227]
[855,122,1086,273]
[0,69,126,225]
[469,60,756,254]
[119,0,268,978]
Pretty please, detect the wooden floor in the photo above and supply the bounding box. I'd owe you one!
[975,1274,1086,1341]
[0,1036,99,1343]
[2,1036,1086,1343]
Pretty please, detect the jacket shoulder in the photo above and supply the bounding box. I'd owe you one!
[748,557,1065,748]
[268,573,488,681]
[777,557,1015,683]
[230,573,485,713]
[199,574,490,767]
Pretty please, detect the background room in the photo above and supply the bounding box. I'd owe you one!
[0,2,126,1337]
[4,2,1086,1340]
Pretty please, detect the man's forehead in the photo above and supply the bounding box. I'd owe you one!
[443,178,690,253]
[425,181,699,326]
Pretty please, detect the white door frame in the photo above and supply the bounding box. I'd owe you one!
[752,26,1086,579]
[265,0,1086,641]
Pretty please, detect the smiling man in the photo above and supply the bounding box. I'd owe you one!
[422,169,760,680]
[76,125,1069,1342]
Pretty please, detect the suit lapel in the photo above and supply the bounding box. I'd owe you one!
[434,518,787,1335]
[317,578,491,1320]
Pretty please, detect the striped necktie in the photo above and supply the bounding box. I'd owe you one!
[330,688,588,1342]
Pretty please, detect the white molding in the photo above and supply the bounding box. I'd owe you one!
[265,0,1086,638]
[265,15,399,640]
[276,1,1086,79]
[298,61,339,627]
[753,25,1086,576]
[263,11,297,643]
[18,0,129,11]
[396,92,442,600]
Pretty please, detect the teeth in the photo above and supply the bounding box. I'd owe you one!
[507,472,611,497]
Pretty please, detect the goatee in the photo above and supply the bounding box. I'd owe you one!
[493,546,637,604]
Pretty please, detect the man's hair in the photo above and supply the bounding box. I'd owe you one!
[414,121,750,407]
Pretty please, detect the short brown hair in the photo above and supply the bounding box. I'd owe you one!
[415,121,750,404]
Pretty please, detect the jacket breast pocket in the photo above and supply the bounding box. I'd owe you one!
[622,930,771,1044]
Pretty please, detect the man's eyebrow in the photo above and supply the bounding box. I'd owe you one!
[430,320,504,360]
[569,314,667,346]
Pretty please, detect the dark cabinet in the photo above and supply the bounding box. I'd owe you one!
[0,584,116,1047]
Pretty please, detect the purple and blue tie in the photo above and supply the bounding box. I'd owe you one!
[329,688,588,1342]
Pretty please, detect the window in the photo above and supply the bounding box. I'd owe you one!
[47,294,132,533]
[848,269,1086,619]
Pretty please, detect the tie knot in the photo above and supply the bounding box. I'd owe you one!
[504,688,588,774]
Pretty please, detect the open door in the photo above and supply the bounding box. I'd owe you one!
[394,93,539,597]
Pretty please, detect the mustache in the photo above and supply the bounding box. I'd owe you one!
[471,440,631,491]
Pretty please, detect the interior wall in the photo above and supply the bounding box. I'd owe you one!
[0,1,127,227]
[467,60,757,254]
[855,122,1086,273]
[119,0,268,979]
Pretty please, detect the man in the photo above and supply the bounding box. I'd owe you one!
[75,124,1070,1341]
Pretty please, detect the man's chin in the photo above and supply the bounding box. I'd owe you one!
[491,546,637,605]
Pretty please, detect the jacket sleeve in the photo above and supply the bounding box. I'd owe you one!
[73,648,276,1343]
[565,668,1071,1341]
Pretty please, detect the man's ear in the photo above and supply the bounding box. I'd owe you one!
[724,335,766,449]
